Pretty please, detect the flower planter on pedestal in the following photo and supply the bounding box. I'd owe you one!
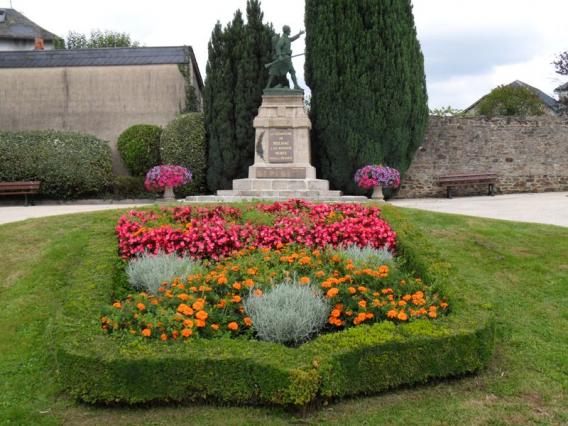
[163,186,175,201]
[371,185,384,201]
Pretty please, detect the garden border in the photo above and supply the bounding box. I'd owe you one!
[56,203,495,408]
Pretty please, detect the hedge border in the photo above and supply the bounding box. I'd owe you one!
[56,204,495,407]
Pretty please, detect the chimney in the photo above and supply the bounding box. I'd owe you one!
[34,37,45,50]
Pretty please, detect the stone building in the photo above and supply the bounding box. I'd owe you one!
[0,8,56,51]
[0,46,204,172]
[464,80,562,116]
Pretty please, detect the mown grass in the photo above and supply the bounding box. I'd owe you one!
[0,206,567,425]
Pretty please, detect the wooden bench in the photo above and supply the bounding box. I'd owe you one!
[0,181,41,206]
[438,174,497,199]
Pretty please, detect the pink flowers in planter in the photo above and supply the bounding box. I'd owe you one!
[116,200,397,261]
[144,165,192,192]
[354,165,401,190]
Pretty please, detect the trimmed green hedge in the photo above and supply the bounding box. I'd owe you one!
[56,204,495,407]
[160,113,207,196]
[0,130,113,199]
[117,125,162,176]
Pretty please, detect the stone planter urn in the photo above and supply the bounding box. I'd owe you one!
[163,186,176,201]
[371,185,384,201]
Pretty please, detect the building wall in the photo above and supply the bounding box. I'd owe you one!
[0,39,54,50]
[397,116,568,198]
[0,64,187,173]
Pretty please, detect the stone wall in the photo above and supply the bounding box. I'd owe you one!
[0,64,189,173]
[397,116,568,198]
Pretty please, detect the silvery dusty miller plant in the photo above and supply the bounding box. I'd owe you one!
[334,244,394,269]
[244,281,331,345]
[126,251,203,295]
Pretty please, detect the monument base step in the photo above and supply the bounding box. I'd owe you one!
[231,178,330,191]
[184,194,369,203]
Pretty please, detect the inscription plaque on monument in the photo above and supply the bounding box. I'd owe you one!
[268,129,294,163]
[256,167,306,179]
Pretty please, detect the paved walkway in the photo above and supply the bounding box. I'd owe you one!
[0,192,566,227]
[390,191,568,227]
[0,203,152,225]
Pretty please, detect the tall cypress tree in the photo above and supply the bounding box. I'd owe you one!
[205,0,274,192]
[305,0,428,194]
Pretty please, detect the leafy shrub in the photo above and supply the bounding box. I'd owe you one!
[126,252,204,295]
[244,281,330,345]
[117,125,162,176]
[477,84,545,117]
[160,113,206,196]
[112,176,157,199]
[0,130,113,198]
[333,245,394,268]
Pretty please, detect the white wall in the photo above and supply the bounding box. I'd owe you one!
[0,39,54,51]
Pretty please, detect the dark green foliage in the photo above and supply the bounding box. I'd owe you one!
[205,1,274,191]
[112,176,157,200]
[62,30,140,49]
[477,85,545,117]
[0,130,113,199]
[305,0,429,194]
[160,113,207,196]
[117,124,162,176]
[178,64,200,113]
[56,206,494,407]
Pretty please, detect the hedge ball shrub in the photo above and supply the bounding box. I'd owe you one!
[117,124,162,176]
[126,251,204,295]
[160,113,206,196]
[244,282,331,345]
[0,130,113,199]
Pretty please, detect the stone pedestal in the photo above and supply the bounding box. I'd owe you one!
[219,91,342,199]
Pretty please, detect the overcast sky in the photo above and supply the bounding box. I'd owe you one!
[4,0,568,109]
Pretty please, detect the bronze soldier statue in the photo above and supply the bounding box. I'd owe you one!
[265,25,305,90]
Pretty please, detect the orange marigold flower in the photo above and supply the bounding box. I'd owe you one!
[196,319,206,328]
[254,289,263,296]
[276,242,284,249]
[150,299,159,305]
[182,328,192,338]
[345,263,355,271]
[112,302,122,309]
[345,310,353,317]
[372,299,381,307]
[331,254,341,263]
[440,302,449,309]
[398,311,408,321]
[232,282,242,290]
[192,299,205,311]
[136,303,146,311]
[299,256,311,265]
[381,288,393,294]
[358,300,367,308]
[211,323,220,330]
[378,265,389,274]
[428,311,437,318]
[172,330,179,339]
[141,328,151,337]
[231,265,240,272]
[217,275,228,285]
[403,294,412,301]
[232,295,242,303]
[243,317,253,327]
[195,310,208,320]
[365,312,374,319]
[348,287,357,295]
[216,300,227,308]
[177,304,194,316]
[228,322,239,331]
[326,288,339,298]
[244,279,255,288]
[358,286,367,293]
[160,333,168,341]
[183,319,194,328]
[387,309,398,319]
[398,300,407,307]
[315,270,326,278]
[331,309,341,318]
[246,268,257,275]
[299,276,311,285]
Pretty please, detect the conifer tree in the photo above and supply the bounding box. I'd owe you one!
[205,1,274,192]
[305,0,429,194]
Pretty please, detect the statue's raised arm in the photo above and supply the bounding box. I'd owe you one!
[290,29,305,42]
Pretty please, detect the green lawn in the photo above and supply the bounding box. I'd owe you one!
[0,207,566,425]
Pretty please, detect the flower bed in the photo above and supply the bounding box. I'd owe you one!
[56,203,495,408]
[116,200,397,260]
